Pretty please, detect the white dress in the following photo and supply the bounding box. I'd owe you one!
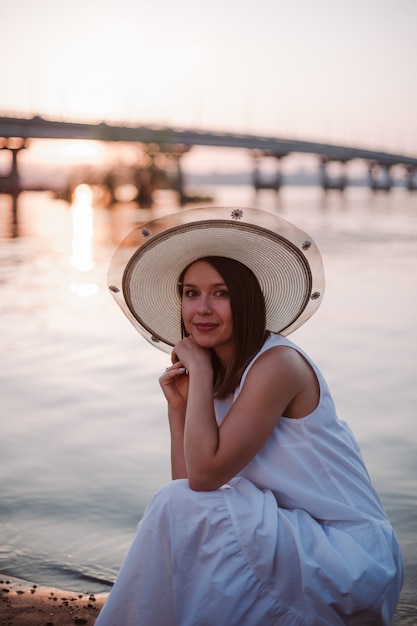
[95,334,403,626]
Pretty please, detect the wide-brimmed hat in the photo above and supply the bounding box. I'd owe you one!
[108,206,324,353]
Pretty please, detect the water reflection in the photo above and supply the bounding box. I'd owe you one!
[69,184,98,296]
[0,187,416,622]
[70,184,94,272]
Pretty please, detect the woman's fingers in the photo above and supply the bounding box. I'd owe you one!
[161,364,187,380]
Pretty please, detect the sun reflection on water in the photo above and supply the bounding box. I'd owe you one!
[70,184,99,296]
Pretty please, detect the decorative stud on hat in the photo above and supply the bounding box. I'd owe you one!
[108,206,325,353]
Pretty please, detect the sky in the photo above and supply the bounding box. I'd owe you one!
[1,0,417,170]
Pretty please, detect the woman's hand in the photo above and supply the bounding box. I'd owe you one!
[159,361,189,411]
[161,337,214,483]
[172,336,213,378]
[160,337,212,410]
[159,361,190,481]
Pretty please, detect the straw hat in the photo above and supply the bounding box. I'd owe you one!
[108,207,324,353]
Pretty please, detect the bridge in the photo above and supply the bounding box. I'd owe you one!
[1,115,417,232]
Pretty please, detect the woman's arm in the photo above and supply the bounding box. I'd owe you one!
[159,363,190,480]
[175,341,318,491]
[167,406,188,479]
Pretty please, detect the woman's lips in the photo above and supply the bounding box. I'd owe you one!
[194,323,218,332]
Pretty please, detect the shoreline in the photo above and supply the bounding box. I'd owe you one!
[0,575,108,625]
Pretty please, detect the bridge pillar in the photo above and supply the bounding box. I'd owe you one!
[252,150,285,193]
[0,139,26,235]
[170,145,191,205]
[319,157,348,191]
[405,165,417,191]
[368,162,393,192]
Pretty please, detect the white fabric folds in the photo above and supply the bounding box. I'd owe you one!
[96,335,403,626]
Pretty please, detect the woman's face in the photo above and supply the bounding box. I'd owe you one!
[181,260,234,360]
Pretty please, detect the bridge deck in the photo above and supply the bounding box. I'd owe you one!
[1,115,417,168]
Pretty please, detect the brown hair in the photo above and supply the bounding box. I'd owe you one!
[178,256,268,398]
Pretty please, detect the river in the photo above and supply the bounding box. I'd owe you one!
[0,184,416,623]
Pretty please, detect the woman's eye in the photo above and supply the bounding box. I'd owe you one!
[184,289,197,298]
[215,290,229,297]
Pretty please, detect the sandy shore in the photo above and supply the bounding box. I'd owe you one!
[0,575,108,625]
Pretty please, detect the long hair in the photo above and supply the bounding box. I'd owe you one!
[178,256,268,398]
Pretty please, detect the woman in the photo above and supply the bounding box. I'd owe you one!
[98,207,403,626]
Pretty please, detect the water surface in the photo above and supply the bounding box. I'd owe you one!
[0,185,416,623]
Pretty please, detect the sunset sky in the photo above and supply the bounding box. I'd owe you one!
[1,0,416,169]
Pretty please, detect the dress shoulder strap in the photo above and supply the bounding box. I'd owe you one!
[234,333,325,401]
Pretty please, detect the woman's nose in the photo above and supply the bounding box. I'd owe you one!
[197,295,212,313]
